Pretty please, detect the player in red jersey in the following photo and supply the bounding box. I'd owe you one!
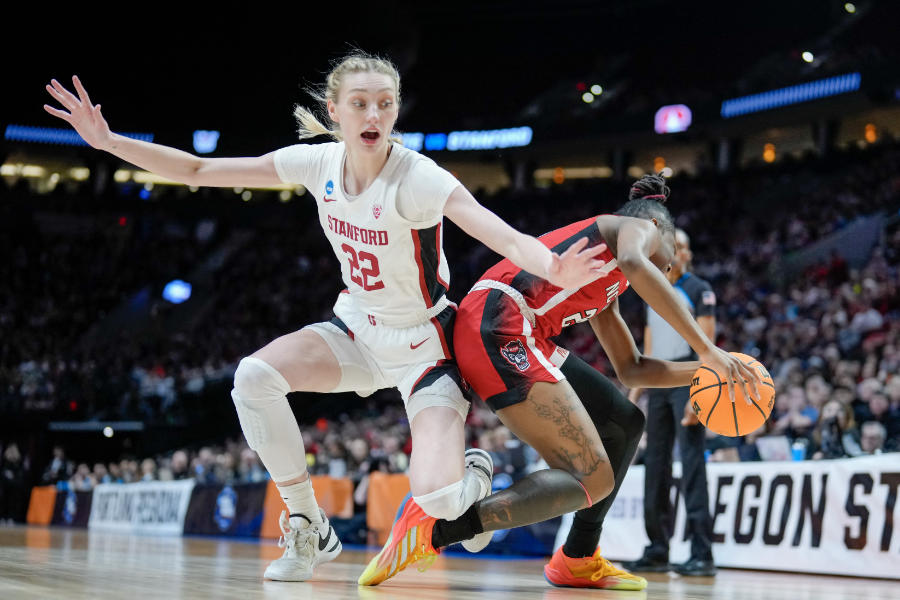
[359,173,763,588]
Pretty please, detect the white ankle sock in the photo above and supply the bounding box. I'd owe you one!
[464,464,490,499]
[277,478,323,526]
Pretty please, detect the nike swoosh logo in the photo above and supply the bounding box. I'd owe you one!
[323,197,337,203]
[317,528,333,551]
[410,338,430,350]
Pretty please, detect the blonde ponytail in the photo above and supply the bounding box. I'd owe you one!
[293,105,335,140]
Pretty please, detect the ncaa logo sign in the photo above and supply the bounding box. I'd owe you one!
[325,180,334,195]
[214,486,238,532]
[63,490,78,524]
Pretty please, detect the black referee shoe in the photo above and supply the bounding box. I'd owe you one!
[621,554,671,572]
[674,557,717,576]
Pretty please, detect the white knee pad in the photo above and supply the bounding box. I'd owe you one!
[413,479,473,521]
[232,357,306,482]
[405,374,470,424]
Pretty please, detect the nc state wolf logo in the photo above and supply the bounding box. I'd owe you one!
[372,204,383,219]
[500,340,530,372]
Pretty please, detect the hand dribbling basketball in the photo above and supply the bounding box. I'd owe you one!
[690,352,775,437]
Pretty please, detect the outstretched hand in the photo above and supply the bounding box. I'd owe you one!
[43,76,112,150]
[547,237,608,289]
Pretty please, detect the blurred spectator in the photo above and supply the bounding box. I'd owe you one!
[811,399,862,460]
[322,433,349,478]
[170,450,190,480]
[861,421,887,454]
[772,385,818,442]
[214,451,237,484]
[93,463,112,484]
[41,446,72,484]
[69,463,95,491]
[192,447,218,484]
[108,461,123,483]
[140,458,157,482]
[238,448,267,483]
[1,443,26,523]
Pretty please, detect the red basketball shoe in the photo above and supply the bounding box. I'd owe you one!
[544,546,648,590]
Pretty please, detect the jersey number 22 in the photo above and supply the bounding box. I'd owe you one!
[341,243,384,291]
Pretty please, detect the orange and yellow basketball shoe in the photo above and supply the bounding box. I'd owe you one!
[544,546,648,590]
[357,493,440,586]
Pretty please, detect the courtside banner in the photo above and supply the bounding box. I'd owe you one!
[595,454,900,579]
[183,482,267,537]
[88,480,196,535]
[50,489,93,528]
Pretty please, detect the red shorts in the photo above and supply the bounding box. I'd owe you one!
[454,288,569,411]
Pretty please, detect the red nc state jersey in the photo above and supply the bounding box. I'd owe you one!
[477,216,629,338]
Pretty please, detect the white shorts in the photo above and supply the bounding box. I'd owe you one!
[303,292,470,423]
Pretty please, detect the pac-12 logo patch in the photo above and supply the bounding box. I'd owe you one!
[500,340,530,372]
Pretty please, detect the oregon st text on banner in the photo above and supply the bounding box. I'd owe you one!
[88,480,196,535]
[591,454,899,579]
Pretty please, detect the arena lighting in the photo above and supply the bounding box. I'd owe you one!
[534,166,613,180]
[163,279,192,304]
[425,133,448,151]
[399,131,424,151]
[48,421,144,432]
[398,127,533,152]
[103,426,114,438]
[654,104,692,134]
[721,72,861,118]
[802,51,815,63]
[590,84,603,95]
[865,123,877,143]
[0,163,46,177]
[446,127,532,151]
[69,167,90,181]
[4,124,153,146]
[844,2,856,13]
[192,130,220,153]
[582,92,595,103]
[553,167,565,184]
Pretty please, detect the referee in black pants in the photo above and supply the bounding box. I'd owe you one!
[624,228,717,577]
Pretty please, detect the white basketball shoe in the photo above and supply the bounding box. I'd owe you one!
[264,509,342,581]
[461,448,494,553]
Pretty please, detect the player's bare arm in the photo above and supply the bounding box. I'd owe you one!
[588,299,699,389]
[611,217,761,403]
[44,75,282,188]
[443,185,608,290]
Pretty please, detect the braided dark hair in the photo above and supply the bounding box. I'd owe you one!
[615,173,674,234]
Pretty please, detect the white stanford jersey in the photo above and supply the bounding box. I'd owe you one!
[273,142,459,327]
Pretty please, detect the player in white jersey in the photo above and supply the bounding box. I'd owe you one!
[44,51,607,582]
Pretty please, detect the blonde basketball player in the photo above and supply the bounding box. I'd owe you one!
[44,52,608,582]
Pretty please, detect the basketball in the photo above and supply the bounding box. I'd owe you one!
[689,352,775,437]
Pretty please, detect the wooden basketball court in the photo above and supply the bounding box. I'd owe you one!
[0,526,893,599]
